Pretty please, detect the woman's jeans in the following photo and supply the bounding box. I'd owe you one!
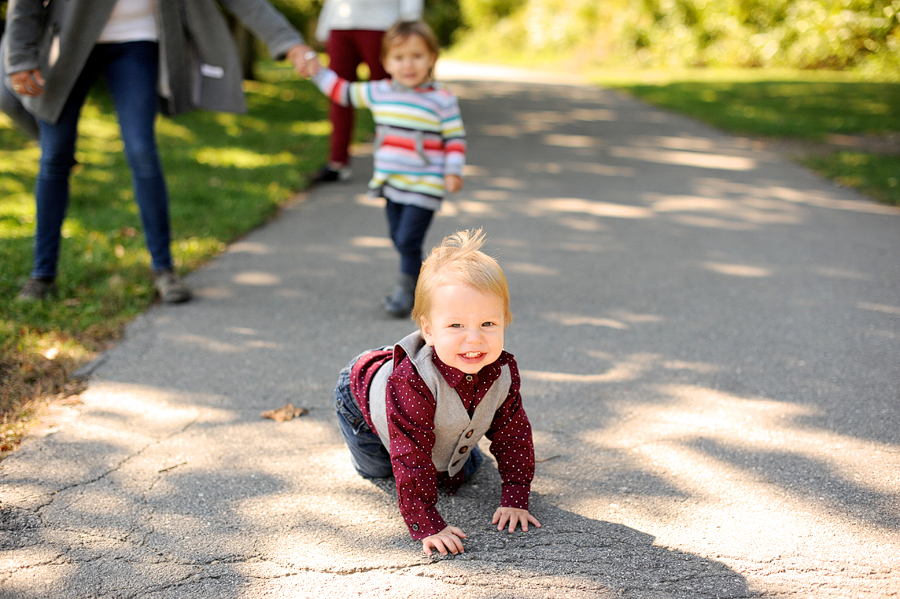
[32,41,172,279]
[385,200,435,279]
[334,357,483,479]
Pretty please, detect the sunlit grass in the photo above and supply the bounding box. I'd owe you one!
[598,69,900,206]
[0,60,374,455]
[804,152,900,206]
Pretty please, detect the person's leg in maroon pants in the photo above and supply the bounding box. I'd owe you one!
[316,29,389,182]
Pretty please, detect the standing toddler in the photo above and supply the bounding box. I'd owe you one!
[309,20,466,317]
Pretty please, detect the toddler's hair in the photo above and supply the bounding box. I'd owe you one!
[382,20,441,61]
[412,229,513,329]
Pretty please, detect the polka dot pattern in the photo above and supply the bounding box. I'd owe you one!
[349,344,535,540]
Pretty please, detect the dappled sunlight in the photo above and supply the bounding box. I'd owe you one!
[556,218,607,233]
[227,241,272,255]
[702,262,772,278]
[543,312,630,330]
[353,193,383,208]
[569,108,617,121]
[289,120,331,136]
[462,164,489,177]
[543,133,599,148]
[766,184,900,215]
[543,310,666,329]
[524,352,719,386]
[524,161,636,177]
[471,189,511,201]
[454,199,502,216]
[857,302,900,315]
[567,162,636,177]
[570,384,900,556]
[505,261,558,276]
[610,146,757,171]
[526,198,654,219]
[232,271,281,286]
[155,118,197,142]
[351,236,392,248]
[487,176,527,189]
[194,147,295,169]
[479,124,520,138]
[647,193,801,225]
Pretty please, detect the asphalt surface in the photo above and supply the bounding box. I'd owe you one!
[1,64,898,598]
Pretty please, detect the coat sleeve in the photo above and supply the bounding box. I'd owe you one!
[3,0,46,74]
[218,0,304,60]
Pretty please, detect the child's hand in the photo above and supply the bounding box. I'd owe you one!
[422,525,466,556]
[492,507,541,533]
[445,174,464,194]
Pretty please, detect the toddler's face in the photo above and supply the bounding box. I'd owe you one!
[384,34,436,88]
[421,282,505,374]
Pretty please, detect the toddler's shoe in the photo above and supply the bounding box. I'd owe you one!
[383,273,416,318]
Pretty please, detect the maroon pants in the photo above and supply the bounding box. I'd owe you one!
[327,29,389,166]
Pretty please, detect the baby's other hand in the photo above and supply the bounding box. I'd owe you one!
[492,507,541,533]
[445,174,463,194]
[422,525,466,556]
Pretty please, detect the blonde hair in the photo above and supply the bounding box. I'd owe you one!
[381,20,441,62]
[412,229,513,329]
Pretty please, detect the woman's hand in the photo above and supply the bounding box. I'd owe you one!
[286,44,320,77]
[10,69,44,96]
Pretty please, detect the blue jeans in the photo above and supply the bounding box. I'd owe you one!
[334,356,483,479]
[385,200,435,279]
[32,41,172,279]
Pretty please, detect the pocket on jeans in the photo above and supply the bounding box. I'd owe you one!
[335,391,368,435]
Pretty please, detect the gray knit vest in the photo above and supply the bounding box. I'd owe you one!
[369,331,512,477]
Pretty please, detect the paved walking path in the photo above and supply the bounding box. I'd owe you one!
[2,65,898,598]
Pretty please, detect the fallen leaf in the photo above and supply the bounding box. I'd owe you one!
[261,403,308,422]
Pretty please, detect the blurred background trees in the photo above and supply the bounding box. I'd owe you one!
[265,0,898,74]
[0,1,894,74]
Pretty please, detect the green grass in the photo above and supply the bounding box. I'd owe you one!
[0,61,373,452]
[803,152,900,206]
[596,69,900,206]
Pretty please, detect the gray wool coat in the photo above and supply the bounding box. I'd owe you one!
[2,0,304,124]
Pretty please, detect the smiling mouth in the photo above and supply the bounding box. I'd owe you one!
[461,352,484,359]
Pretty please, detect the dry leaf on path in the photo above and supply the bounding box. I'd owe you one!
[261,403,308,422]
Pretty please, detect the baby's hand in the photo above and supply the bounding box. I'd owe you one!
[492,507,541,533]
[422,525,466,556]
[445,174,464,194]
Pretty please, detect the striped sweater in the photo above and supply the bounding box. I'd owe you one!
[311,68,466,211]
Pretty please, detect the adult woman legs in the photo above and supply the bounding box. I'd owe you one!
[23,41,189,302]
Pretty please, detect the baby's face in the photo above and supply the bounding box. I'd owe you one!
[421,282,505,374]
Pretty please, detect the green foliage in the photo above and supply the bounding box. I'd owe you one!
[425,0,464,47]
[268,0,324,44]
[452,0,900,73]
[460,0,528,28]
